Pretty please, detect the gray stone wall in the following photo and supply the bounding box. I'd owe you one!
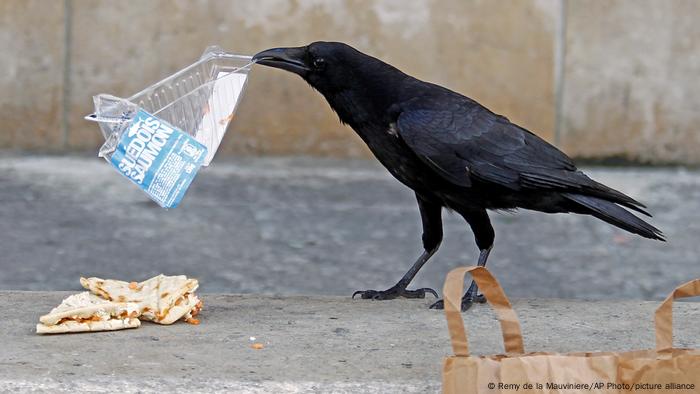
[1,0,699,163]
[560,0,700,164]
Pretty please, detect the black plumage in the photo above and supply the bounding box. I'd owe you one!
[253,42,664,310]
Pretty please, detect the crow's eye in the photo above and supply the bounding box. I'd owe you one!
[313,58,326,71]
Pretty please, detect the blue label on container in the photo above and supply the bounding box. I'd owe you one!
[110,109,207,208]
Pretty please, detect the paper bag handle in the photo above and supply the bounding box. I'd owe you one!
[444,266,525,356]
[655,278,700,350]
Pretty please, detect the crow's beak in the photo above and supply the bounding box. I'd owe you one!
[252,47,310,76]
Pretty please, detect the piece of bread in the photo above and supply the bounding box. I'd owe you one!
[36,292,141,334]
[37,318,140,334]
[80,275,201,325]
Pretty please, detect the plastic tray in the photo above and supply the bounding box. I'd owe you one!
[87,46,253,165]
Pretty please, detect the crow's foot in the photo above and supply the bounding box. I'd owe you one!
[429,293,486,311]
[352,286,438,300]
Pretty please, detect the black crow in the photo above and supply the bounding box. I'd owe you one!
[252,42,664,311]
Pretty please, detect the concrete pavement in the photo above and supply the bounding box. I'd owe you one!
[2,291,699,393]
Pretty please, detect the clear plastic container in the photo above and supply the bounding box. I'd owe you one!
[87,46,253,166]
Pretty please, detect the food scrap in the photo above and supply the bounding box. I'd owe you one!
[251,343,265,350]
[80,274,200,325]
[37,274,203,335]
[218,112,235,125]
[36,292,140,334]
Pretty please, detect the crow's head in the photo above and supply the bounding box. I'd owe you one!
[253,42,407,125]
[253,42,379,91]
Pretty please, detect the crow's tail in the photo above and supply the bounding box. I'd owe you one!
[563,193,665,241]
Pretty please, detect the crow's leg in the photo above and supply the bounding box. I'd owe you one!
[430,208,495,311]
[352,194,443,300]
[352,249,439,299]
[462,246,492,304]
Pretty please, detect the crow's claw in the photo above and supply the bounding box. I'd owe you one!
[352,286,438,300]
[423,288,439,298]
[429,294,485,311]
[428,299,443,309]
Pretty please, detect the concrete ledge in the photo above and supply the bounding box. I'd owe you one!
[2,291,699,393]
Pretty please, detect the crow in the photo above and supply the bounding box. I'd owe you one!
[252,42,664,311]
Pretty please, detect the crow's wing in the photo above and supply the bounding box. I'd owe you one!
[396,104,575,189]
[396,103,648,213]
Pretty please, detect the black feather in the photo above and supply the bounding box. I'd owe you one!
[562,194,664,241]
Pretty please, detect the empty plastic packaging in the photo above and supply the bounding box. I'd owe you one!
[87,46,253,166]
[85,46,254,208]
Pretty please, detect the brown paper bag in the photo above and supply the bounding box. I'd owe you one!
[442,266,700,393]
